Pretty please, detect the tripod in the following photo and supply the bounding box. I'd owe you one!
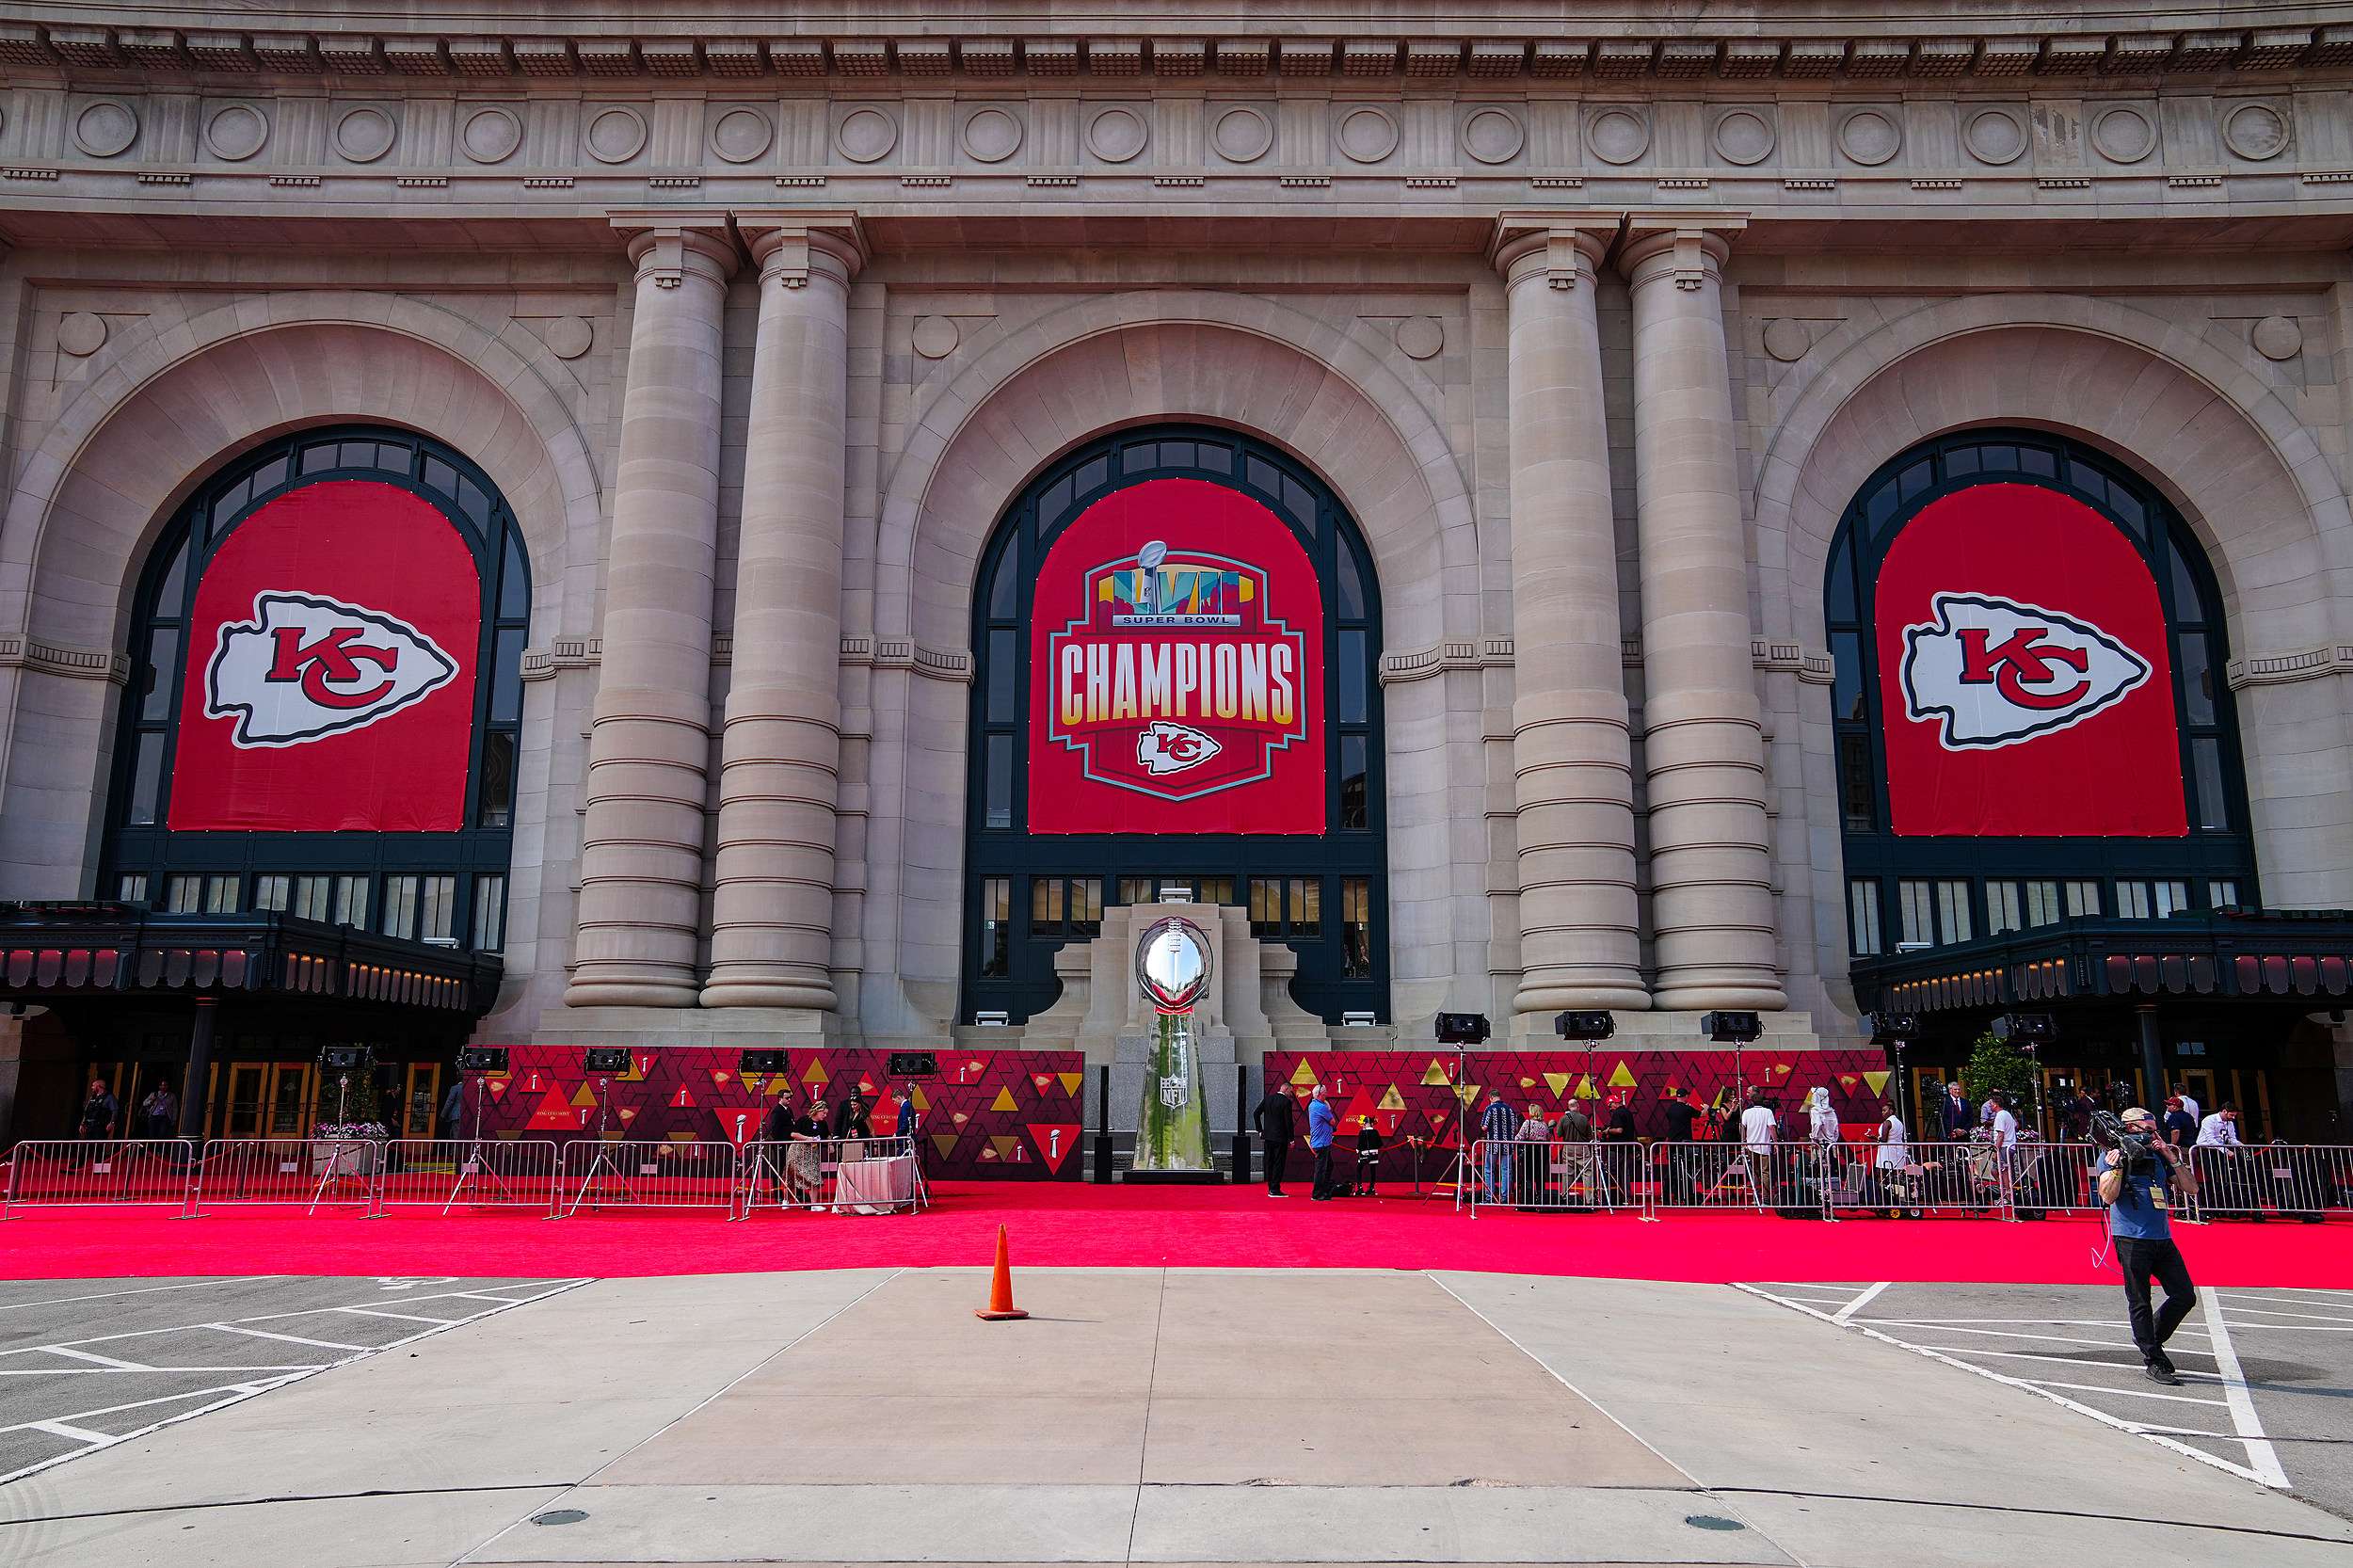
[442,1070,522,1215]
[561,1076,636,1217]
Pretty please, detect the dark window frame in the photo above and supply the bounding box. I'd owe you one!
[963,424,1387,1025]
[1827,430,2257,958]
[103,425,528,952]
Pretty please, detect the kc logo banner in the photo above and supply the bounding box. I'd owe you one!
[1030,478,1324,834]
[205,591,457,746]
[1900,593,2151,749]
[170,481,482,833]
[1874,483,2185,837]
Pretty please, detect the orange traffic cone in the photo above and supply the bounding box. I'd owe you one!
[974,1223,1029,1320]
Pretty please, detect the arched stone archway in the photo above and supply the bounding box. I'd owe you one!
[0,307,602,1009]
[848,298,1497,1042]
[1756,303,2353,934]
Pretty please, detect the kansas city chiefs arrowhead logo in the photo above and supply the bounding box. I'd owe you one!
[1137,720,1223,776]
[1900,592,2151,749]
[205,591,457,747]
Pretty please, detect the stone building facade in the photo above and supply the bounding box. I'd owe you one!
[1,4,2351,1139]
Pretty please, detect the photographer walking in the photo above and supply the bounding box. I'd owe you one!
[2097,1106,2202,1384]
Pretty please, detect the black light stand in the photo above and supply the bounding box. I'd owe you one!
[1231,1067,1252,1187]
[1435,1014,1490,1202]
[563,1048,635,1216]
[445,1046,514,1214]
[1093,1064,1114,1183]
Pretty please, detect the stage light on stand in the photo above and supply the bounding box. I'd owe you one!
[1991,1014,2057,1136]
[738,1049,788,1074]
[1702,1011,1764,1112]
[1860,1015,1919,1129]
[1552,1012,1615,1041]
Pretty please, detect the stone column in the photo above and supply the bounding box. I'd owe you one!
[566,222,736,1008]
[1622,221,1786,1011]
[702,223,866,1010]
[1492,218,1648,1015]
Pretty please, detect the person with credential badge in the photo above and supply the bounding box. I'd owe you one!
[2096,1105,2202,1384]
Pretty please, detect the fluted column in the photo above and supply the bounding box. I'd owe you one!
[566,223,736,1008]
[1492,218,1647,1014]
[1622,220,1785,1011]
[702,222,865,1009]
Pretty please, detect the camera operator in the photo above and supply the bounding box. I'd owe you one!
[2096,1106,2202,1384]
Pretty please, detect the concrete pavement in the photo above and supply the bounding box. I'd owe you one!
[0,1268,2346,1567]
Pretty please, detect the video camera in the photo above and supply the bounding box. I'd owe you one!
[2088,1109,2159,1177]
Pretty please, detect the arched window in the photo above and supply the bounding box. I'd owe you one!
[965,425,1385,1023]
[104,426,528,952]
[1826,430,2253,959]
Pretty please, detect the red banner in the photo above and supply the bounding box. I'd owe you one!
[169,481,481,832]
[1876,484,2185,837]
[1029,478,1324,833]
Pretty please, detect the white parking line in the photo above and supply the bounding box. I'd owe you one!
[0,1278,280,1311]
[0,1277,590,1487]
[1736,1284,2280,1489]
[1831,1282,1890,1324]
[2204,1291,2292,1489]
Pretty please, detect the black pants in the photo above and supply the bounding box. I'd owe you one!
[1264,1138,1289,1193]
[2116,1236,2198,1358]
[1311,1144,1335,1197]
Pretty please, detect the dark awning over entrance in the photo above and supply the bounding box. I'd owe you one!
[1851,910,2353,1017]
[0,902,501,1018]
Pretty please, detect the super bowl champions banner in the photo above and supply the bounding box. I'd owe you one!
[170,481,481,831]
[465,1046,1087,1180]
[1031,476,1324,834]
[1262,1048,1896,1175]
[1877,483,2185,837]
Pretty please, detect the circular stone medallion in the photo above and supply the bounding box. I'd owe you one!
[1461,107,1524,164]
[73,100,137,158]
[1085,105,1147,164]
[544,316,593,360]
[332,106,394,163]
[837,106,898,163]
[960,106,1022,164]
[911,316,960,359]
[1762,319,1811,363]
[2221,103,2288,161]
[203,104,269,162]
[1962,109,2026,166]
[1395,317,1444,360]
[710,106,773,164]
[1335,106,1398,164]
[584,106,648,164]
[2091,106,2155,164]
[2252,314,2303,361]
[1836,109,1902,167]
[56,312,106,358]
[1586,107,1650,165]
[1711,108,1775,167]
[1212,106,1273,163]
[461,106,522,165]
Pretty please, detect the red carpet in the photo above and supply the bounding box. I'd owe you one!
[6,1183,2349,1286]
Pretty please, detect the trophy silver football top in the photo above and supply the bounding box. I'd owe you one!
[1136,916,1212,1013]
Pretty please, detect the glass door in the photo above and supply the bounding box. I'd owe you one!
[264,1063,315,1137]
[223,1064,267,1138]
[402,1063,441,1141]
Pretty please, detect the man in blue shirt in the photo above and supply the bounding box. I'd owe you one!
[1479,1090,1517,1205]
[1306,1084,1337,1200]
[2097,1105,2203,1384]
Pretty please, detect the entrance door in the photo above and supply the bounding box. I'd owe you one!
[264,1063,314,1138]
[401,1063,441,1141]
[2177,1066,2218,1123]
[223,1064,267,1138]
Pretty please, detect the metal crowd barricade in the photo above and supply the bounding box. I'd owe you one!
[377,1139,560,1217]
[1460,1139,1645,1216]
[2239,1144,2353,1221]
[193,1138,382,1215]
[1643,1138,1777,1216]
[559,1139,742,1218]
[738,1135,925,1218]
[2,1139,197,1217]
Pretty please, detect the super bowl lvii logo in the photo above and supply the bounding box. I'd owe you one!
[1043,536,1311,802]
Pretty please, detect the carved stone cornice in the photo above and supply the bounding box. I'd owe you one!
[2226,643,2353,689]
[0,632,128,683]
[839,634,972,683]
[1381,637,1513,684]
[8,25,2351,86]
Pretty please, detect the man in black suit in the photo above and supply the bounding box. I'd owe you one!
[1253,1084,1298,1196]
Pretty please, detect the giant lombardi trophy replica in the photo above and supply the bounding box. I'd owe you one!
[1130,915,1216,1174]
